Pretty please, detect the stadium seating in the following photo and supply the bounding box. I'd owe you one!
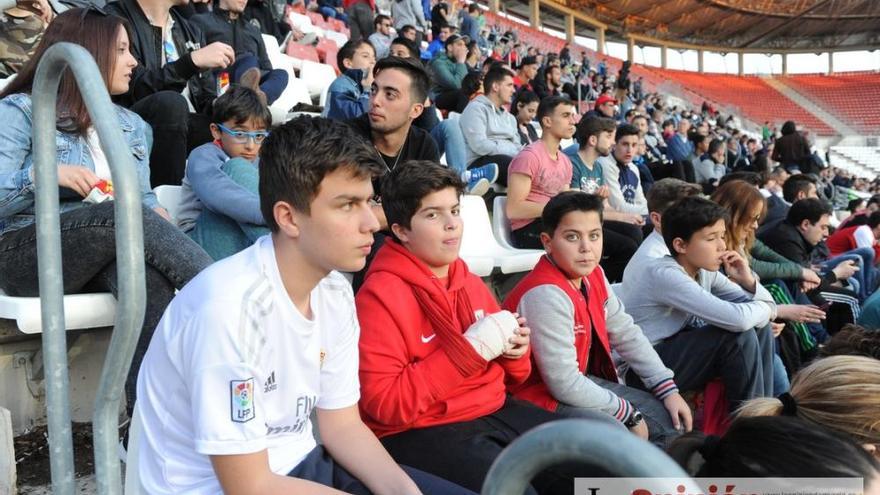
[646,70,836,136]
[0,290,116,334]
[781,73,880,135]
[460,196,543,274]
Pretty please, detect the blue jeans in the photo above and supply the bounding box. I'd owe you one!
[430,115,468,175]
[821,247,876,301]
[319,5,348,23]
[190,158,269,260]
[229,53,290,105]
[289,445,474,494]
[0,202,213,410]
[772,352,790,395]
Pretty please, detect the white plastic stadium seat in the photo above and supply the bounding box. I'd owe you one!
[459,196,543,274]
[154,185,184,222]
[0,289,117,334]
[324,30,349,48]
[491,196,517,250]
[299,60,337,99]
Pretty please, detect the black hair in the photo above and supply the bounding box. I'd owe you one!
[868,210,880,229]
[707,138,725,156]
[668,416,879,479]
[614,123,639,143]
[399,24,416,35]
[389,36,420,59]
[541,191,604,235]
[381,160,465,231]
[782,174,818,203]
[460,72,484,99]
[258,116,384,232]
[786,197,832,226]
[819,324,880,360]
[373,56,431,104]
[511,90,540,115]
[482,66,513,96]
[647,178,703,216]
[337,39,374,72]
[690,132,707,147]
[536,95,574,127]
[211,85,272,127]
[848,198,866,213]
[575,116,616,150]
[373,14,390,27]
[662,196,729,256]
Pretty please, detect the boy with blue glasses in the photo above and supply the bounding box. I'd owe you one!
[177,85,272,260]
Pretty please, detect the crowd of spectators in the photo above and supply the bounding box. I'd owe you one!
[1,0,879,492]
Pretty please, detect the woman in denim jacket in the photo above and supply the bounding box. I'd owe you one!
[0,9,212,409]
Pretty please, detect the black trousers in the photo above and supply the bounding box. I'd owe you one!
[468,154,514,187]
[381,397,608,495]
[129,91,213,187]
[511,218,640,283]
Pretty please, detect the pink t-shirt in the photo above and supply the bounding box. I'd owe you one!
[507,141,573,231]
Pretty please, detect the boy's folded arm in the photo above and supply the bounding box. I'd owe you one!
[188,146,264,225]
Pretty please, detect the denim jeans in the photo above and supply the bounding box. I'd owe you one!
[189,158,269,260]
[430,116,468,175]
[641,324,774,411]
[821,247,876,301]
[0,202,213,410]
[772,353,790,395]
[229,53,290,105]
[318,6,348,23]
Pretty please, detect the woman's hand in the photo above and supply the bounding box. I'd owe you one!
[57,166,100,198]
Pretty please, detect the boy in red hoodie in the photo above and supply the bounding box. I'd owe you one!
[357,160,591,494]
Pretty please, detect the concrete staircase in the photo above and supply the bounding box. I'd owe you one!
[763,77,857,136]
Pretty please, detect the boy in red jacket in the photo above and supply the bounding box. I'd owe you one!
[503,191,692,447]
[356,160,589,494]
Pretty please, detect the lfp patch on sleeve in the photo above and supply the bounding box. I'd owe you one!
[230,378,256,423]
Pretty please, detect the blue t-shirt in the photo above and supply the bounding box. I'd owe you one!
[563,143,604,193]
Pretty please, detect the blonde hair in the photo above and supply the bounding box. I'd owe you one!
[737,356,880,445]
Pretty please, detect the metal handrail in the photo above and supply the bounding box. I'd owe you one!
[481,419,700,495]
[32,42,146,495]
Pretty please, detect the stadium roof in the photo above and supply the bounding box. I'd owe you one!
[502,0,880,52]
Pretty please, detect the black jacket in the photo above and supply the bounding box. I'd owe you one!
[107,0,216,113]
[191,9,272,72]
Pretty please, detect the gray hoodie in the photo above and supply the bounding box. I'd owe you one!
[391,0,427,33]
[459,95,523,165]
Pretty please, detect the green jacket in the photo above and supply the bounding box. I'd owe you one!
[429,52,468,93]
[749,238,804,282]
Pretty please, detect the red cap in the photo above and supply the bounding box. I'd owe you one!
[595,94,617,108]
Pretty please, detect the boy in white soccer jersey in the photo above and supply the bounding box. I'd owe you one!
[135,117,471,494]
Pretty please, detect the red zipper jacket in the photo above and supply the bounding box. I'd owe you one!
[356,240,531,438]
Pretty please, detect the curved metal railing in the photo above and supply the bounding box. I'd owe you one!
[481,419,700,495]
[32,42,146,495]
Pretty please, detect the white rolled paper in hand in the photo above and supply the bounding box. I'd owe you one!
[463,310,520,361]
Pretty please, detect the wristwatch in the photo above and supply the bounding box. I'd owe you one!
[624,410,644,428]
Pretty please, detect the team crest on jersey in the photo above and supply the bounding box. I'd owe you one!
[230,378,255,423]
[474,309,485,320]
[319,349,326,369]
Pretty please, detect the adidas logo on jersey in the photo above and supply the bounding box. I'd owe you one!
[264,371,277,393]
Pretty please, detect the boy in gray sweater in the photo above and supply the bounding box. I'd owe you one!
[619,196,776,410]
